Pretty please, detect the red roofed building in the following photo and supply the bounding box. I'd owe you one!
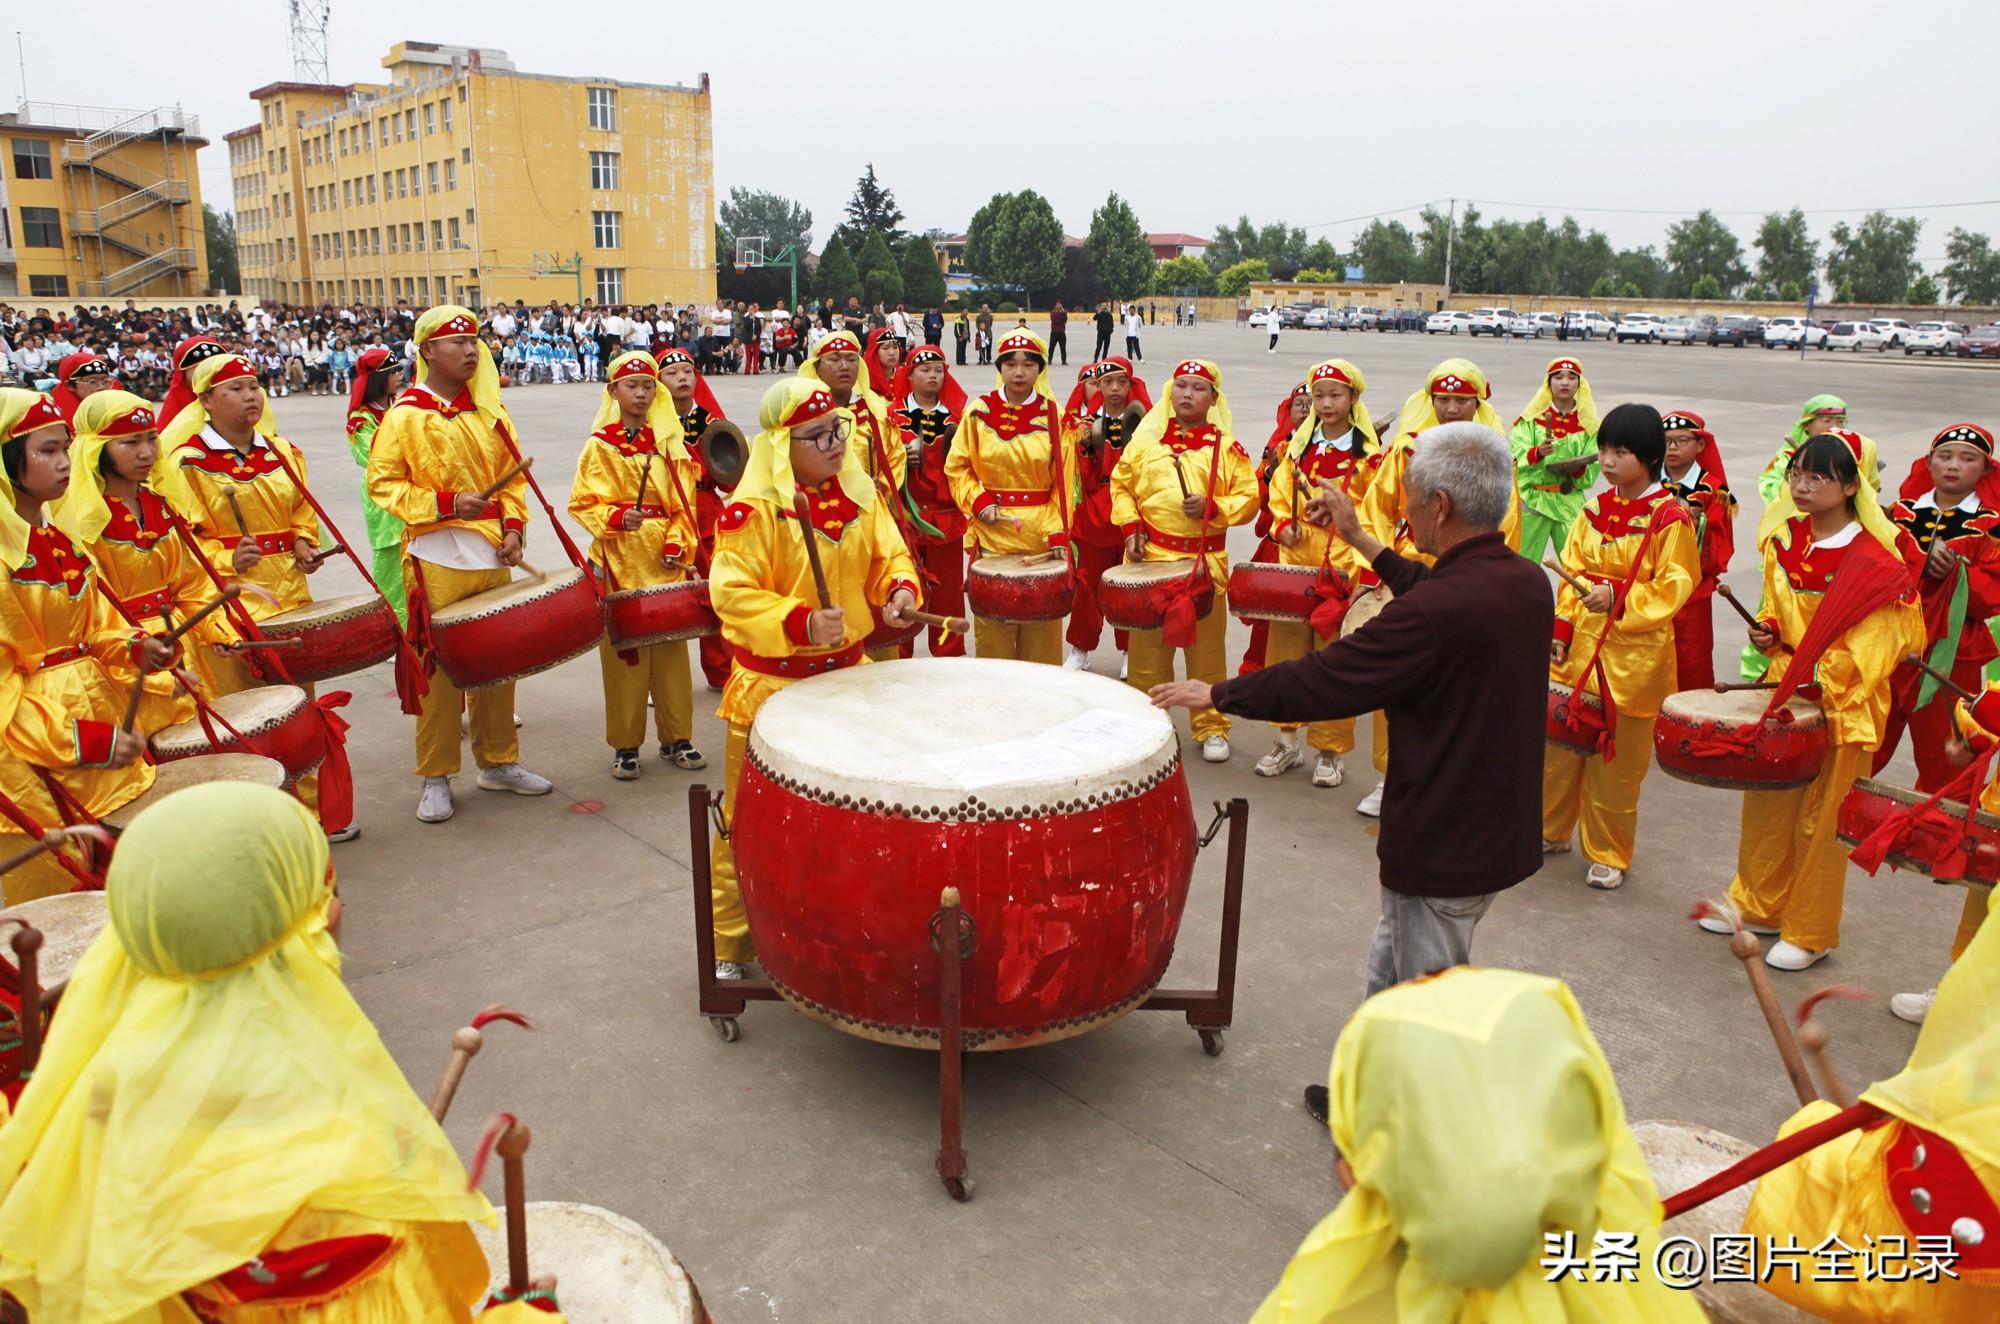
[1147,233,1210,261]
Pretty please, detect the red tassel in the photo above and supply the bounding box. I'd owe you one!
[311,691,354,834]
[471,1004,534,1031]
[396,565,434,716]
[1307,569,1350,641]
[465,1112,519,1189]
[1159,579,1199,650]
[1795,985,1872,1025]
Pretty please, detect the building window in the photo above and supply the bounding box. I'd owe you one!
[21,206,62,248]
[392,114,402,143]
[397,170,409,199]
[589,151,618,190]
[12,137,53,179]
[387,227,398,254]
[441,99,453,132]
[405,109,417,138]
[432,219,444,249]
[461,146,471,165]
[424,104,436,135]
[448,217,461,245]
[414,222,425,252]
[366,175,377,203]
[595,268,624,303]
[338,128,347,155]
[427,162,439,193]
[587,87,617,131]
[444,159,456,190]
[592,210,621,249]
[403,223,414,251]
[29,273,69,298]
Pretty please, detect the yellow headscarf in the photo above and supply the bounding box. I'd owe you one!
[731,376,876,510]
[1252,968,1703,1324]
[1513,354,1602,434]
[1389,358,1506,445]
[414,304,515,434]
[1129,357,1234,451]
[1288,359,1377,458]
[798,327,888,406]
[0,388,84,571]
[592,351,692,459]
[1755,428,1899,554]
[990,325,1055,402]
[58,388,161,547]
[151,352,285,521]
[0,782,493,1322]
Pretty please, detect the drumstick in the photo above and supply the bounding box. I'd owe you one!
[0,828,69,879]
[498,1121,533,1294]
[1714,583,1764,629]
[430,1005,533,1122]
[10,926,44,1081]
[793,492,833,609]
[1541,559,1593,598]
[475,456,534,502]
[1727,925,1819,1106]
[1903,653,1980,704]
[632,456,651,514]
[1165,450,1192,502]
[1795,986,1869,1110]
[1712,680,1781,693]
[1019,549,1067,566]
[121,665,149,733]
[222,487,250,540]
[231,638,304,650]
[160,586,242,644]
[905,608,971,635]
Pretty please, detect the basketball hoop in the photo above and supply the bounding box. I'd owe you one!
[734,261,749,275]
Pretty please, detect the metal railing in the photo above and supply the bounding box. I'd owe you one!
[35,104,202,160]
[69,179,192,236]
[86,246,199,298]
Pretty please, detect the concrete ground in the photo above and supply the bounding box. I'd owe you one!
[275,325,1990,1321]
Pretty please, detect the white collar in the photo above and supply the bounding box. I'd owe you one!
[905,396,946,414]
[1666,461,1703,489]
[1314,425,1355,452]
[198,425,268,454]
[1813,521,1863,549]
[1913,490,1981,513]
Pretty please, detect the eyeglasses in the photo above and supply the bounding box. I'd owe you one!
[1786,471,1838,490]
[795,420,850,453]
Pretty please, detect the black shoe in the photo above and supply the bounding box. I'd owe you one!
[611,748,641,780]
[660,740,708,770]
[1303,1084,1330,1125]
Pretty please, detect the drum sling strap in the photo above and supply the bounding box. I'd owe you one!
[601,443,700,666]
[0,783,103,889]
[1157,432,1223,650]
[1554,496,1688,762]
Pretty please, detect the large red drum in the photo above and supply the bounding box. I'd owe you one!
[1226,562,1321,623]
[731,658,1197,1049]
[605,580,718,650]
[1546,680,1606,754]
[256,592,400,682]
[1099,559,1214,632]
[965,552,1074,624]
[1654,688,1827,790]
[148,687,326,786]
[1836,776,2000,886]
[429,567,605,689]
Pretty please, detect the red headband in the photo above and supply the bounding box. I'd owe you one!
[98,402,157,437]
[784,387,839,428]
[1546,359,1582,377]
[1429,372,1482,398]
[1828,429,1867,463]
[1309,363,1352,388]
[173,337,223,373]
[815,331,862,357]
[907,346,947,368]
[203,355,259,390]
[1933,423,1994,455]
[1174,359,1217,384]
[423,312,479,341]
[610,355,658,383]
[8,395,68,439]
[657,348,696,369]
[61,355,110,383]
[1660,411,1707,433]
[996,332,1045,360]
[1077,361,1109,383]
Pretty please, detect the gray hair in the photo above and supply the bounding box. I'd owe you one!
[1406,422,1513,530]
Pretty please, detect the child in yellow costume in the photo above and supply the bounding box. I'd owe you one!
[706,377,921,977]
[0,390,181,903]
[1695,431,1924,971]
[946,326,1076,665]
[569,351,707,781]
[0,781,566,1321]
[1542,404,1699,892]
[1255,359,1379,788]
[1252,967,1703,1324]
[1111,358,1260,763]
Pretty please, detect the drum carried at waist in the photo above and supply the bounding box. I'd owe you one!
[5,890,109,992]
[1835,776,2000,887]
[1654,688,1827,790]
[604,580,719,650]
[1226,562,1321,624]
[148,686,326,787]
[104,753,288,830]
[965,551,1075,624]
[429,567,605,689]
[1340,583,1393,639]
[470,1203,707,1324]
[1546,680,1607,754]
[256,592,401,682]
[1100,559,1214,632]
[1634,1121,1815,1323]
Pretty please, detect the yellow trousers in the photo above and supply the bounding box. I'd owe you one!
[1264,620,1354,753]
[596,638,692,750]
[1127,601,1230,741]
[414,562,520,777]
[1729,743,1869,952]
[1,845,95,905]
[1369,711,1389,773]
[708,721,755,963]
[1951,886,1986,962]
[1541,713,1656,871]
[206,648,321,817]
[972,615,1062,665]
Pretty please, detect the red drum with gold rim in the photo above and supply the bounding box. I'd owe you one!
[1226,562,1321,624]
[148,688,325,787]
[1546,680,1607,755]
[429,567,605,689]
[1836,777,2000,886]
[965,552,1075,624]
[256,592,400,682]
[1654,688,1827,790]
[605,580,719,650]
[1099,559,1213,632]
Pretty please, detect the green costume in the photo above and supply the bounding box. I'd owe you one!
[346,405,407,626]
[1742,394,1848,678]
[1509,359,1602,564]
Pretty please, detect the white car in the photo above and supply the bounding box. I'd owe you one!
[1613,314,1663,343]
[1558,310,1616,340]
[1246,307,1279,329]
[1467,307,1513,337]
[1659,316,1698,345]
[1762,316,1828,350]
[1507,313,1543,338]
[1425,311,1474,335]
[1867,318,1913,348]
[1906,321,1964,356]
[1825,321,1887,352]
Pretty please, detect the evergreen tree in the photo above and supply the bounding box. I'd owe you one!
[1084,192,1155,299]
[844,164,906,245]
[856,229,903,307]
[814,237,860,306]
[901,236,948,309]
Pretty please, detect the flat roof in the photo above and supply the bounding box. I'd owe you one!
[247,81,354,102]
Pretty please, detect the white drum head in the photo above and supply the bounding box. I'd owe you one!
[432,567,587,624]
[6,891,109,987]
[104,754,287,828]
[748,657,1179,816]
[971,552,1069,581]
[1103,558,1201,587]
[262,593,386,628]
[151,686,308,756]
[1634,1121,1814,1323]
[1662,687,1825,727]
[1341,584,1393,639]
[470,1202,696,1324]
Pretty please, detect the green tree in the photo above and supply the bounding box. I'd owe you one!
[1825,211,1923,303]
[988,190,1066,302]
[1836,279,1857,304]
[718,188,813,261]
[1302,237,1341,272]
[1349,220,1416,283]
[1753,209,1818,296]
[961,192,1013,283]
[1691,274,1723,300]
[844,163,905,245]
[1153,254,1216,296]
[1664,210,1750,297]
[202,204,240,295]
[1295,267,1342,284]
[813,237,860,305]
[1205,216,1256,272]
[1085,192,1155,299]
[1778,279,1804,302]
[1611,246,1667,299]
[854,229,903,307]
[1743,284,1773,302]
[1216,258,1270,297]
[1053,245,1102,309]
[1909,273,1941,306]
[1551,219,1617,296]
[1587,274,1623,299]
[900,236,947,310]
[1941,228,2000,304]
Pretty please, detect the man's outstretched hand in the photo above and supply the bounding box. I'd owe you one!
[1150,679,1214,712]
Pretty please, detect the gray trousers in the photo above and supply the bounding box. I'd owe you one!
[1364,886,1499,997]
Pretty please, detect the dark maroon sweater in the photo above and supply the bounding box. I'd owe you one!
[1212,532,1552,897]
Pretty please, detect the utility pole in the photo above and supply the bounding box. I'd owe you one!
[1442,198,1456,310]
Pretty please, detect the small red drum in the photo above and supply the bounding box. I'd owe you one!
[965,552,1075,624]
[6,891,108,990]
[1836,777,2000,886]
[1340,583,1393,639]
[104,753,288,830]
[605,580,719,649]
[1654,688,1827,790]
[149,686,326,786]
[1546,680,1606,754]
[1099,559,1214,632]
[733,658,1197,1049]
[429,567,605,689]
[472,1203,707,1323]
[1226,562,1322,623]
[256,592,400,682]
[1636,1121,1814,1324]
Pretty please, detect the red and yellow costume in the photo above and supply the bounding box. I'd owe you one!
[706,378,921,963]
[159,335,234,432]
[1542,484,1699,872]
[1658,410,1736,690]
[1062,358,1151,662]
[663,347,733,690]
[945,327,1076,664]
[1260,361,1380,757]
[800,329,903,502]
[1729,439,1925,952]
[889,344,970,658]
[1110,359,1260,741]
[50,351,115,426]
[569,352,704,758]
[1237,380,1300,676]
[366,306,533,779]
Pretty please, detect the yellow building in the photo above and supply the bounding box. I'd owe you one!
[1,103,209,301]
[228,42,716,310]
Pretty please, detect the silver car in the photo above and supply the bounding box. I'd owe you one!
[1507,312,1542,338]
[1658,317,1697,345]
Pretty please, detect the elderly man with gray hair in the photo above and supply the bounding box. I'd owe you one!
[1153,422,1552,1010]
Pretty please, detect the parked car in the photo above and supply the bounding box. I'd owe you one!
[1383,308,1427,333]
[1507,312,1543,338]
[1906,321,1964,356]
[1246,306,1279,329]
[1302,307,1332,329]
[1866,318,1914,348]
[1467,307,1514,337]
[1959,324,2000,359]
[1352,306,1383,330]
[1532,311,1564,338]
[1658,316,1698,345]
[1425,311,1474,335]
[1707,315,1760,348]
[1762,316,1827,350]
[1825,321,1887,352]
[1614,313,1663,343]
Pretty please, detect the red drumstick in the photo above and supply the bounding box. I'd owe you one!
[9,925,45,1080]
[430,1004,533,1122]
[476,456,534,503]
[0,829,69,879]
[161,586,243,644]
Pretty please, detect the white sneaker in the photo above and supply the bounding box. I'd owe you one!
[1356,782,1385,818]
[1542,838,1573,855]
[326,823,361,843]
[1585,863,1624,890]
[1765,939,1829,972]
[1063,645,1090,671]
[1696,913,1780,936]
[1889,988,1935,1024]
[1311,753,1345,788]
[1255,735,1304,778]
[476,763,553,796]
[1201,735,1231,763]
[1118,654,1129,680]
[417,777,454,823]
[715,960,746,981]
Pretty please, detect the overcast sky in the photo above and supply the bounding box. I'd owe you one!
[10,2,1997,268]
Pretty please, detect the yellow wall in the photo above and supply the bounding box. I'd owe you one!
[5,120,209,300]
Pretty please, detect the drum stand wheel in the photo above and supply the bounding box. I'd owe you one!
[709,1016,740,1043]
[1198,1027,1225,1057]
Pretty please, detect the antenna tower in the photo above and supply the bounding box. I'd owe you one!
[287,0,331,82]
